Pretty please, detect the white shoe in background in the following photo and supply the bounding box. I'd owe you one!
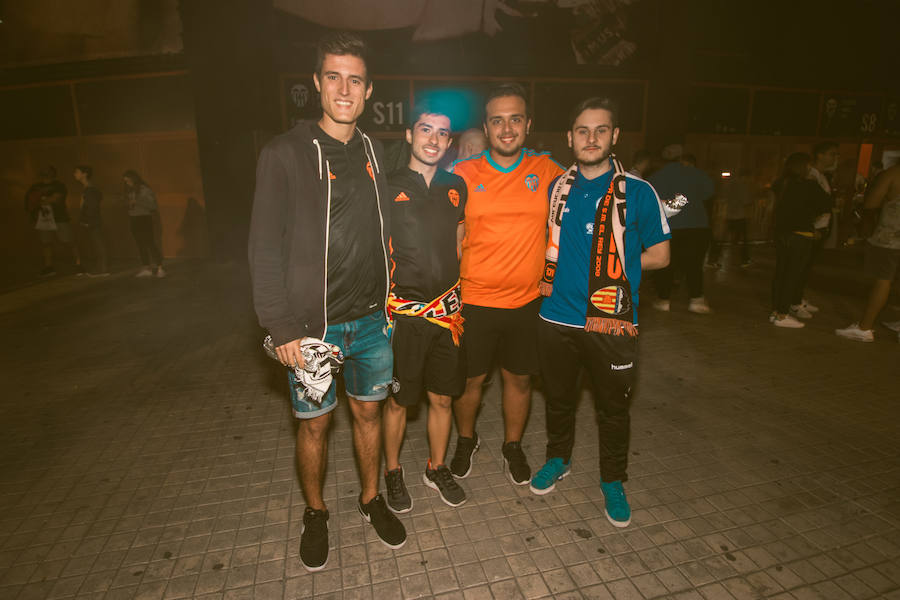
[790,304,813,319]
[773,314,805,328]
[687,297,711,314]
[653,299,670,312]
[881,319,900,333]
[835,323,874,342]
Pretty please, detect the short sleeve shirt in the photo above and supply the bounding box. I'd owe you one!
[452,149,564,309]
[539,167,671,328]
[387,167,467,301]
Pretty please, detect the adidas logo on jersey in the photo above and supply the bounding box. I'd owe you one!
[394,192,410,202]
[474,184,486,192]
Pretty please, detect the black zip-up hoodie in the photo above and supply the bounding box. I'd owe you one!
[248,120,391,346]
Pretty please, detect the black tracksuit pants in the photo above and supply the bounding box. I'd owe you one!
[537,318,635,483]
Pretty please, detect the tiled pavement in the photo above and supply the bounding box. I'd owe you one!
[1,246,898,600]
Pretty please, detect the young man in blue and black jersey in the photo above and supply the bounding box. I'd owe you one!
[530,97,670,529]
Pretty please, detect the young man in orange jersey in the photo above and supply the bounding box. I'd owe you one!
[449,83,565,484]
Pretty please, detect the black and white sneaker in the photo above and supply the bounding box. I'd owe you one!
[502,441,531,485]
[358,493,406,549]
[423,461,467,507]
[449,433,480,478]
[385,466,413,514]
[299,507,329,572]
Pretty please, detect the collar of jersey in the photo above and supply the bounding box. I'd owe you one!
[575,159,615,189]
[485,149,525,173]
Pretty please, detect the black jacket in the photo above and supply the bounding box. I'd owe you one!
[248,120,391,346]
[79,185,102,228]
[773,178,831,235]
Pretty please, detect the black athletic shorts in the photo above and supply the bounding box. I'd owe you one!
[391,316,465,407]
[461,297,541,378]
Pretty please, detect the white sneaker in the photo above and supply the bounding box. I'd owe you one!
[882,319,900,333]
[155,267,166,278]
[687,297,711,314]
[835,323,874,342]
[801,299,819,313]
[135,268,153,278]
[773,314,804,328]
[653,299,670,312]
[790,305,813,319]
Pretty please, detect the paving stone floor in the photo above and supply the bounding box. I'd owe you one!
[1,246,898,600]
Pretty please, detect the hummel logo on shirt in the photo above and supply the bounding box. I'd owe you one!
[474,184,486,192]
[394,192,410,202]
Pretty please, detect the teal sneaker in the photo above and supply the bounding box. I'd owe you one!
[600,480,631,527]
[529,458,571,495]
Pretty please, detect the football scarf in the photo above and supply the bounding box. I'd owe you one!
[262,335,344,404]
[540,156,637,337]
[387,281,465,345]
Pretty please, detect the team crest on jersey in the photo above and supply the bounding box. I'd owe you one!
[366,161,374,180]
[329,171,336,180]
[525,174,540,192]
[590,285,630,316]
[448,189,460,207]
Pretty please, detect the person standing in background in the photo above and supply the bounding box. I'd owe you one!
[25,166,81,276]
[835,164,900,341]
[649,145,715,314]
[124,170,165,278]
[74,166,109,277]
[792,141,839,317]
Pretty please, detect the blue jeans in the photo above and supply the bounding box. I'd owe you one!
[289,311,393,419]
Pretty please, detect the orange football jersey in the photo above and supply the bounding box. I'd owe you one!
[452,149,565,309]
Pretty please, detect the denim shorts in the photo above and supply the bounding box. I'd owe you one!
[289,311,393,419]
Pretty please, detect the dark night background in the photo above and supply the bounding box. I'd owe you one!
[1,0,899,278]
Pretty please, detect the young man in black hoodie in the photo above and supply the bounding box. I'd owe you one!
[248,32,405,571]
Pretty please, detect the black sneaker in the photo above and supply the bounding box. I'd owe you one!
[449,433,480,478]
[424,461,467,507]
[358,493,406,549]
[299,507,329,572]
[384,466,412,514]
[502,441,531,485]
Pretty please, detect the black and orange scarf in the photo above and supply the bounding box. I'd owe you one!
[540,156,637,336]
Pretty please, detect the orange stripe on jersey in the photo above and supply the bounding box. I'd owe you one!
[388,236,396,290]
[453,150,565,309]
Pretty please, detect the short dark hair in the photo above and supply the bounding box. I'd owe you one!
[484,82,530,119]
[812,141,838,159]
[409,100,453,131]
[782,152,811,180]
[75,165,93,178]
[123,169,145,186]
[568,96,619,130]
[682,153,697,166]
[315,31,369,80]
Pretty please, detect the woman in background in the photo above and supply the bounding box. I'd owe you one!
[124,170,165,278]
